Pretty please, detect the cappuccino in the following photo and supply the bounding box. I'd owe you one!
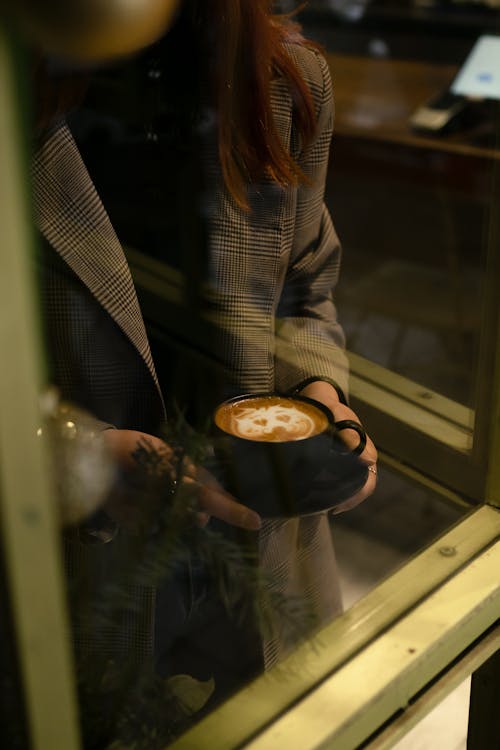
[214,395,329,442]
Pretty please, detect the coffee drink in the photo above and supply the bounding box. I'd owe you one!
[211,393,367,517]
[214,395,329,442]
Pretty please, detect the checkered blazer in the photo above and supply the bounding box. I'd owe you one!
[32,43,346,667]
[207,45,348,400]
[206,45,347,664]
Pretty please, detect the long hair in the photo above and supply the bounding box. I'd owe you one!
[33,55,89,136]
[195,0,318,208]
[34,2,319,208]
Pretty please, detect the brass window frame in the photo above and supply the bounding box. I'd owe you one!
[170,505,500,750]
[0,29,81,750]
[1,28,499,750]
[239,536,500,750]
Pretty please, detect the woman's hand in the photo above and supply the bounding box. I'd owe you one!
[101,429,262,531]
[298,381,378,514]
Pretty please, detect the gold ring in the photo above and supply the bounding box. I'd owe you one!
[367,465,377,476]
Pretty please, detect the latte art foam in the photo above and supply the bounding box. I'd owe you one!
[215,396,329,442]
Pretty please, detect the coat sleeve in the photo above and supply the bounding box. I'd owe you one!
[274,50,349,399]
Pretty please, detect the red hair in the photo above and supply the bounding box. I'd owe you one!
[199,0,318,208]
[33,1,319,209]
[32,55,88,135]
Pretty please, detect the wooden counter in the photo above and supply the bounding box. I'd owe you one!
[327,53,498,160]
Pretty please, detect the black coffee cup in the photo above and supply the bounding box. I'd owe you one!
[207,393,368,518]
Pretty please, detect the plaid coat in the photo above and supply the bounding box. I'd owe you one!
[32,43,346,667]
[207,45,347,664]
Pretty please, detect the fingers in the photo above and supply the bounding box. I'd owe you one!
[198,483,262,530]
[329,414,378,515]
[102,429,176,474]
[330,463,378,515]
[101,434,261,531]
[330,404,378,466]
[181,473,261,531]
[195,511,211,527]
[297,382,377,466]
[362,436,378,466]
[320,402,378,514]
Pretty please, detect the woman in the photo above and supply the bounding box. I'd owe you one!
[32,59,264,732]
[34,0,377,717]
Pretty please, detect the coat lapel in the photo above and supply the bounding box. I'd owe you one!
[32,123,163,404]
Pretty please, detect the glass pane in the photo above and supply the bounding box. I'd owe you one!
[22,0,499,747]
[300,1,497,421]
[334,462,467,608]
[291,2,500,502]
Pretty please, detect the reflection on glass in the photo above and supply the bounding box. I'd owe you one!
[17,0,497,746]
[301,2,496,411]
[31,2,380,745]
[333,461,468,608]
